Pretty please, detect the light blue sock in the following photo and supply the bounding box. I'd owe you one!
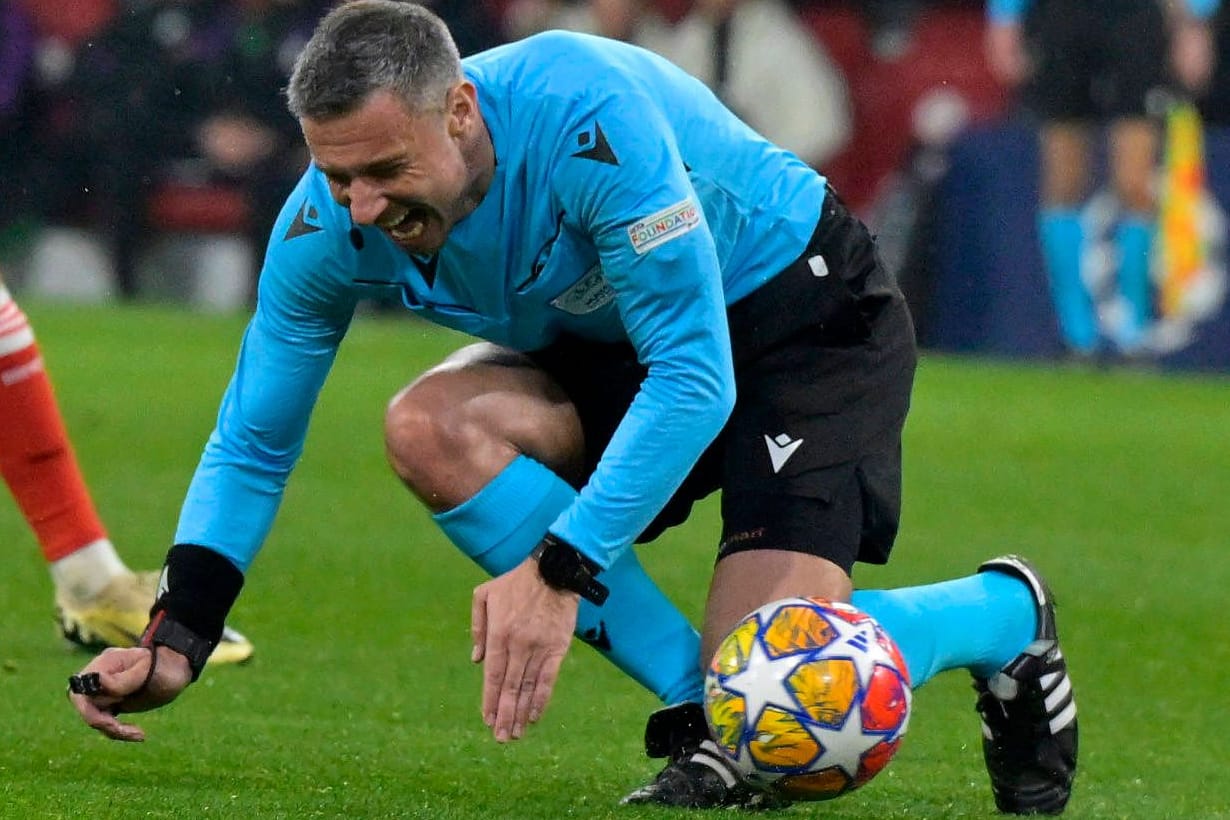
[1039,208,1098,353]
[433,455,703,705]
[1114,215,1154,349]
[853,571,1037,687]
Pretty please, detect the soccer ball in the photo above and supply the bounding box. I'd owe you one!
[704,597,912,801]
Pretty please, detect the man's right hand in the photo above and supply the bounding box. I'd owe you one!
[67,645,194,742]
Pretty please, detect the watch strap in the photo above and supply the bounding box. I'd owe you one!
[141,610,214,681]
[532,534,609,605]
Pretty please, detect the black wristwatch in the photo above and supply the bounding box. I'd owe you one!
[531,534,610,605]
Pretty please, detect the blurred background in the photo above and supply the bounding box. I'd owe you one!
[3,0,1230,371]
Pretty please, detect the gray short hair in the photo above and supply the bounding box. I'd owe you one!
[287,1,462,121]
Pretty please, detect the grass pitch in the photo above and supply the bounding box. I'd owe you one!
[2,302,1228,819]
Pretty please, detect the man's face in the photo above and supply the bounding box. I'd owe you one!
[303,85,481,256]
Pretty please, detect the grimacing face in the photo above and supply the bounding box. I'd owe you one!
[302,84,486,256]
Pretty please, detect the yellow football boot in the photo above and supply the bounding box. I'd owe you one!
[56,570,254,666]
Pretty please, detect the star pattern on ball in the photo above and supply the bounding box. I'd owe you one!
[821,614,887,688]
[718,607,902,778]
[805,696,888,778]
[720,631,812,728]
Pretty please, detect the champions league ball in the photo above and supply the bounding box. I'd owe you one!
[704,598,912,801]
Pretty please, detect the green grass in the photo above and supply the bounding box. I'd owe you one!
[2,302,1229,818]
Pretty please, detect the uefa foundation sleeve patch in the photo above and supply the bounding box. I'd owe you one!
[627,199,701,254]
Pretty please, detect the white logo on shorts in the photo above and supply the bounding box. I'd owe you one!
[807,254,829,277]
[764,433,803,473]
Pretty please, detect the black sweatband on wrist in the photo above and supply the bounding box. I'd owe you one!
[149,543,245,653]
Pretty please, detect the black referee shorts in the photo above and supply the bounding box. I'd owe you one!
[529,188,917,573]
[1022,0,1170,121]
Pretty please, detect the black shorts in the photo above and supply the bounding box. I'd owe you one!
[529,188,917,573]
[1023,0,1170,121]
[1199,2,1230,126]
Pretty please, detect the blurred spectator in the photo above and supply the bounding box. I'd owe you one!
[62,1,337,300]
[985,0,1218,357]
[190,0,330,298]
[55,0,227,298]
[0,0,38,240]
[502,0,670,48]
[657,0,853,168]
[858,0,926,57]
[511,0,852,169]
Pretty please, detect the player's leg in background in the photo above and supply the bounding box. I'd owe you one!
[0,278,129,620]
[1100,0,1170,355]
[1022,0,1103,358]
[1037,121,1100,356]
[1107,116,1161,353]
[0,276,253,662]
[385,342,703,707]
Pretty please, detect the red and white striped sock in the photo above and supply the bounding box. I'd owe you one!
[0,284,125,597]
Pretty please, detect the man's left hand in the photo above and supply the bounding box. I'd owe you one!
[66,645,193,742]
[471,557,579,742]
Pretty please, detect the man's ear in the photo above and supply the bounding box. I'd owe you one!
[448,81,479,139]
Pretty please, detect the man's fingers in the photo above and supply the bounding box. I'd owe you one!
[473,561,581,742]
[67,647,156,741]
[81,702,146,742]
[489,644,529,743]
[528,651,564,725]
[502,649,563,740]
[65,649,143,706]
[68,691,146,742]
[512,655,542,739]
[480,635,509,728]
[471,585,488,664]
[101,649,157,698]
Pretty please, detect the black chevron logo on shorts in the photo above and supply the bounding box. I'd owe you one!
[571,122,619,166]
[284,201,323,241]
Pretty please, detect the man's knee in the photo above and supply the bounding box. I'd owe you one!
[384,371,475,482]
[382,344,586,509]
[385,343,535,477]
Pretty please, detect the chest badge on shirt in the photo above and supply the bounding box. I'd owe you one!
[628,199,701,255]
[550,265,614,315]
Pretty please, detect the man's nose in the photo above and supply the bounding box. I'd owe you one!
[347,178,386,225]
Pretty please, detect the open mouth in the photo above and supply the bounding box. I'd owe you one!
[382,207,432,243]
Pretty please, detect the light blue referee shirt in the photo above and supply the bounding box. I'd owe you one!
[175,31,828,572]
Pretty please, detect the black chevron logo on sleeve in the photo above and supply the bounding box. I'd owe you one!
[284,201,324,241]
[571,122,619,166]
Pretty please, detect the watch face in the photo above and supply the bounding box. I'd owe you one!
[539,541,579,588]
[536,538,609,604]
